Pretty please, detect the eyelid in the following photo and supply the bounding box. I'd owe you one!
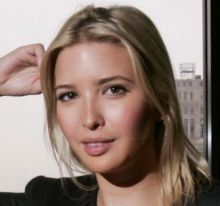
[56,90,78,102]
[102,84,129,95]
[56,87,77,96]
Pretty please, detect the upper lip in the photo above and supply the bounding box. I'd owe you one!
[81,137,115,144]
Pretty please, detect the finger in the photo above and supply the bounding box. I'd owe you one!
[33,44,45,66]
[21,52,38,66]
[23,44,45,66]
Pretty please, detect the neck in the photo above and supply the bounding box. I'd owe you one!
[96,171,162,206]
[95,139,162,206]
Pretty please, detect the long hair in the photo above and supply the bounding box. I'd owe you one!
[41,5,210,205]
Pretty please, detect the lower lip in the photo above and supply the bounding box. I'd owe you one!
[83,141,114,156]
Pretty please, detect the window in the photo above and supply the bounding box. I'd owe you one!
[190,107,194,114]
[190,119,195,138]
[184,106,188,114]
[183,81,186,87]
[200,119,204,139]
[0,0,215,190]
[183,119,188,136]
[200,107,204,114]
[183,92,187,101]
[190,92,194,100]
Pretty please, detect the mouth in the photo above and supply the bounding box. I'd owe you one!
[81,138,115,156]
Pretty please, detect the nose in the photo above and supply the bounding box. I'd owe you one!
[82,100,105,130]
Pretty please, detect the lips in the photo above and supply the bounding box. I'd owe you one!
[81,138,115,156]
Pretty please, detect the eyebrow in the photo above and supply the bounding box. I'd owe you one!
[96,76,134,85]
[55,84,76,91]
[55,75,134,91]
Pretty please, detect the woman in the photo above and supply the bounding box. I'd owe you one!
[1,5,219,206]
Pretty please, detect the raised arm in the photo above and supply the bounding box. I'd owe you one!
[0,44,45,96]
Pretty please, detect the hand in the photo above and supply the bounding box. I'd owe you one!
[0,44,45,96]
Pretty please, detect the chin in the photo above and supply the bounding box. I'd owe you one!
[79,157,121,175]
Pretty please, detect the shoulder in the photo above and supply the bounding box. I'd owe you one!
[195,180,220,205]
[25,174,97,206]
[0,192,27,206]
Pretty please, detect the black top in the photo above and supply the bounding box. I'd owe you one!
[0,175,98,206]
[0,175,220,206]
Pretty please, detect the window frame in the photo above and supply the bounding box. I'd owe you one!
[204,0,220,180]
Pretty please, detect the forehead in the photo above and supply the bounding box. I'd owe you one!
[55,42,137,83]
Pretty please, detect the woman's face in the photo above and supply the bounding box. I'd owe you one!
[55,42,159,175]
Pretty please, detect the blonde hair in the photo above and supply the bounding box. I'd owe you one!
[41,5,211,205]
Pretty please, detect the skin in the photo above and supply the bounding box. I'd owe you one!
[0,44,44,96]
[55,42,162,206]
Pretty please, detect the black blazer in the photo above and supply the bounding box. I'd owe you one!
[0,175,220,206]
[0,175,98,206]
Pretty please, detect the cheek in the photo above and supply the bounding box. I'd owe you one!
[104,100,150,136]
[56,106,79,141]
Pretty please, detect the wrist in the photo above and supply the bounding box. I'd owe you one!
[0,60,8,96]
[0,55,11,87]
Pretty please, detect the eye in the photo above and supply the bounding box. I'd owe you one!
[56,92,78,102]
[104,85,128,96]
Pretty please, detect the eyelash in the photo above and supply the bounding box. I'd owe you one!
[57,92,78,102]
[103,85,128,96]
[56,85,128,102]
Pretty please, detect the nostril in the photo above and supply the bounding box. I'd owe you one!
[82,107,105,130]
[90,122,100,130]
[83,119,105,130]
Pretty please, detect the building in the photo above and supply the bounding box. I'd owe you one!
[175,63,204,153]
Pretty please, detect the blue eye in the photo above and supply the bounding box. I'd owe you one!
[57,92,77,102]
[104,85,128,96]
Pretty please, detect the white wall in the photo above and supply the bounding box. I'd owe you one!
[0,0,203,192]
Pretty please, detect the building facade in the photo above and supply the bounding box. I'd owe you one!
[175,63,204,154]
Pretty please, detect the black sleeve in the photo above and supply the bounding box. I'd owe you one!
[25,175,64,206]
[195,181,220,206]
[24,175,97,206]
[0,192,27,206]
[0,176,58,206]
[24,175,89,206]
[0,175,97,206]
